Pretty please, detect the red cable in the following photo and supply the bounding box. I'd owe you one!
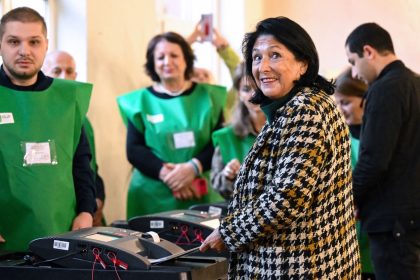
[191,229,204,244]
[91,252,97,280]
[176,225,191,245]
[106,251,123,279]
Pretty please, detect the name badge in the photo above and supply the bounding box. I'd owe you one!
[0,113,14,124]
[146,114,164,124]
[22,141,58,166]
[173,131,195,149]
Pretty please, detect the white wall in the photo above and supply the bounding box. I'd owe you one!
[55,0,87,81]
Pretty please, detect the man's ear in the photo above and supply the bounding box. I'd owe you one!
[363,45,376,59]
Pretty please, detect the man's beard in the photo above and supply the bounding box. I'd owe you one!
[7,65,38,81]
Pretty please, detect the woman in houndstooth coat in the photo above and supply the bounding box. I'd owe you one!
[200,17,360,279]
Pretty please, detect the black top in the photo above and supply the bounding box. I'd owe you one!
[126,84,223,179]
[0,66,96,215]
[353,60,420,232]
[349,124,361,140]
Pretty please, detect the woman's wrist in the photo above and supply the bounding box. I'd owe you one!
[189,158,203,176]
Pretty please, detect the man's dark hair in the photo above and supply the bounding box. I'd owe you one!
[242,16,333,104]
[144,32,195,82]
[0,7,47,40]
[345,23,394,57]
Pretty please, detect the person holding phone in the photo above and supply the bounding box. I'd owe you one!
[186,19,241,122]
[117,32,227,217]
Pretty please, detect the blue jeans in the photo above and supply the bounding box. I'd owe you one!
[369,229,420,280]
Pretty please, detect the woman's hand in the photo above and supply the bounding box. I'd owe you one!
[163,162,196,192]
[173,183,202,200]
[159,163,175,181]
[199,227,227,253]
[0,234,5,243]
[222,159,241,181]
[185,22,202,44]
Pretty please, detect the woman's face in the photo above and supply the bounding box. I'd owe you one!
[238,76,260,113]
[334,92,364,125]
[153,40,187,82]
[251,34,307,100]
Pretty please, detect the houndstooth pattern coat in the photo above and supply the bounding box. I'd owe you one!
[219,87,360,279]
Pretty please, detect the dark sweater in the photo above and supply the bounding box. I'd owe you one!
[0,66,96,215]
[353,60,420,232]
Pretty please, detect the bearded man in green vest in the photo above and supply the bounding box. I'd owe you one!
[0,7,96,251]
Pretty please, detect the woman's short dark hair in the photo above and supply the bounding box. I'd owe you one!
[334,67,367,98]
[144,31,195,82]
[242,17,333,104]
[345,23,394,58]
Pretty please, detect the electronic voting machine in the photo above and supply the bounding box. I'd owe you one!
[0,227,228,279]
[28,226,189,270]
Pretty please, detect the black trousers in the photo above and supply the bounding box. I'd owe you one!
[369,229,420,280]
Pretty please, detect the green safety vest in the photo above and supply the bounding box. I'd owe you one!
[351,134,373,274]
[117,83,226,218]
[0,79,92,251]
[212,126,256,165]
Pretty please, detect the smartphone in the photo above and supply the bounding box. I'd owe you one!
[200,14,213,42]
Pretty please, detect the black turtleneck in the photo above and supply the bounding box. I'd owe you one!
[0,66,96,215]
[349,124,361,140]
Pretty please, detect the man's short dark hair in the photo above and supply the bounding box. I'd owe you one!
[345,23,394,57]
[0,7,47,39]
[144,32,195,82]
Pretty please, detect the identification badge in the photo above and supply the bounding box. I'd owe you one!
[21,140,58,166]
[0,112,14,124]
[146,114,164,124]
[173,131,195,149]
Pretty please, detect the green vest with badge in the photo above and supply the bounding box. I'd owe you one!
[117,83,226,218]
[0,79,92,251]
[212,126,256,165]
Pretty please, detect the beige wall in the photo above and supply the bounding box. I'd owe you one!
[261,0,420,77]
[86,0,420,223]
[86,0,159,223]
